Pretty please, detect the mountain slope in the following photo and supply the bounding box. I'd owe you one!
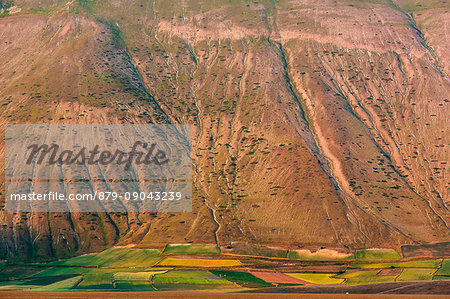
[0,0,448,260]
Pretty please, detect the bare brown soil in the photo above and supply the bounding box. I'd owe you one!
[377,268,403,276]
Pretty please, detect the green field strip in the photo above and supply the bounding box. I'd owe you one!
[153,270,233,285]
[285,273,344,284]
[34,275,83,291]
[335,270,397,285]
[32,267,90,278]
[115,281,156,290]
[162,244,221,255]
[350,259,442,269]
[355,249,401,261]
[113,270,167,281]
[210,270,273,288]
[396,268,436,281]
[432,275,450,280]
[153,283,239,291]
[435,259,450,276]
[50,247,161,268]
[75,269,116,289]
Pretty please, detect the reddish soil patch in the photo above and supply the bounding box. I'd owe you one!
[401,242,450,258]
[377,268,402,276]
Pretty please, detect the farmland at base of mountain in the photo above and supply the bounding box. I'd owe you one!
[0,246,448,292]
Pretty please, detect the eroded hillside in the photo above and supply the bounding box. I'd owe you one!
[0,0,448,260]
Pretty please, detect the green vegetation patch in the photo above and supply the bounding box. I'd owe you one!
[113,271,167,281]
[0,280,41,291]
[33,267,90,278]
[335,270,396,285]
[435,260,450,276]
[355,249,401,261]
[432,275,450,280]
[75,269,115,289]
[0,265,45,281]
[351,259,442,269]
[163,244,220,255]
[34,275,83,291]
[115,281,155,290]
[0,0,13,10]
[285,273,344,285]
[158,258,241,268]
[210,270,272,288]
[76,268,167,290]
[76,0,97,14]
[153,270,232,285]
[154,283,236,291]
[19,274,80,286]
[397,268,435,281]
[51,247,161,267]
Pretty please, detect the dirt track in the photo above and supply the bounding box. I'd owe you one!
[241,280,450,295]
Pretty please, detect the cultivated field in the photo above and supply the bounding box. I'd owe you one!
[158,258,241,268]
[334,270,397,285]
[0,246,448,293]
[350,260,442,269]
[285,273,344,285]
[51,248,162,267]
[210,270,273,288]
[355,249,401,261]
[249,272,307,284]
[162,244,221,255]
[396,269,437,281]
